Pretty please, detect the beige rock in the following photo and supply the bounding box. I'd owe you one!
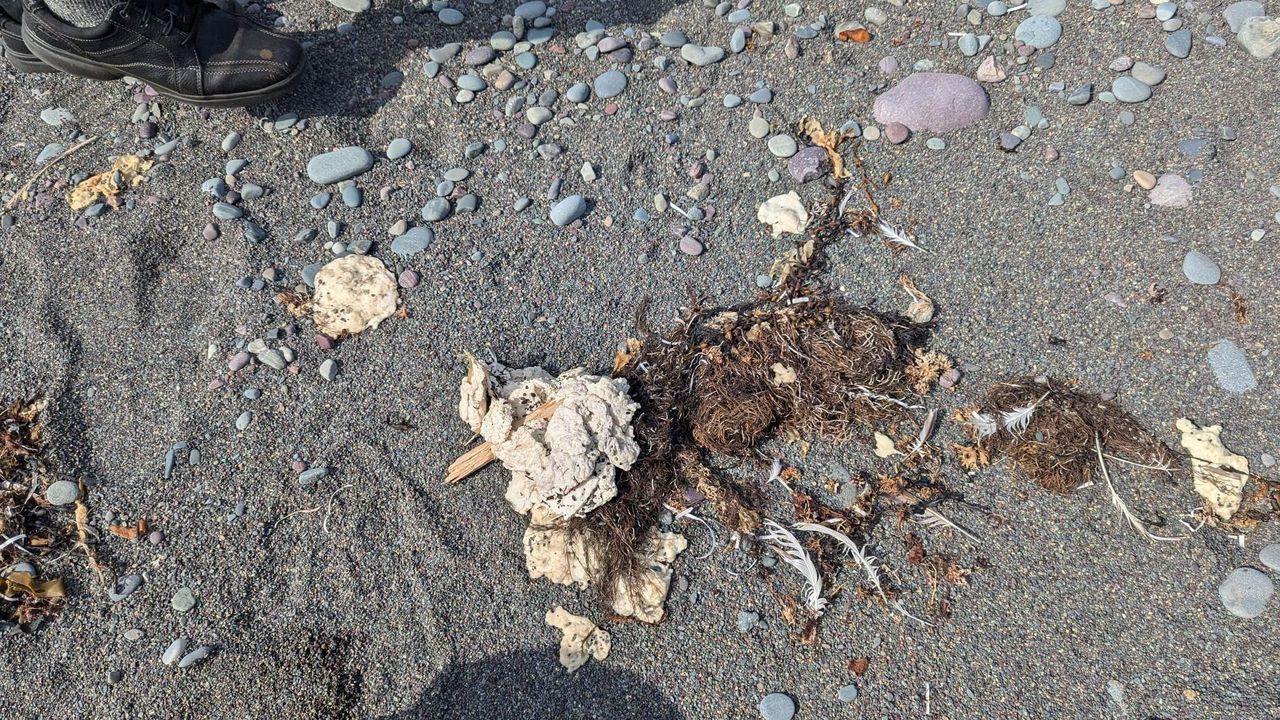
[975,55,1007,83]
[311,254,398,337]
[545,606,610,672]
[1238,16,1280,59]
[1177,418,1250,521]
[757,191,810,237]
[523,505,598,588]
[1133,170,1157,190]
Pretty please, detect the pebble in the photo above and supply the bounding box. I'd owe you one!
[767,134,798,157]
[392,227,434,256]
[566,82,591,103]
[36,144,64,164]
[45,480,79,506]
[438,8,464,25]
[178,645,214,669]
[162,638,190,666]
[659,30,688,47]
[171,587,197,613]
[1224,2,1265,33]
[1133,170,1156,190]
[306,147,374,184]
[1165,29,1192,58]
[39,107,73,126]
[107,573,144,602]
[387,138,412,160]
[1181,250,1220,284]
[421,197,452,222]
[838,684,860,702]
[1259,544,1280,571]
[787,146,829,183]
[1066,83,1093,105]
[873,73,990,132]
[1149,174,1192,208]
[758,693,796,720]
[1218,567,1274,618]
[319,359,340,382]
[341,186,363,208]
[1238,16,1280,59]
[748,117,770,138]
[885,122,910,144]
[1207,340,1258,393]
[550,194,587,226]
[736,610,760,632]
[1111,76,1152,103]
[235,411,253,431]
[398,269,420,288]
[1015,15,1062,49]
[594,69,628,98]
[1132,62,1166,86]
[681,44,726,66]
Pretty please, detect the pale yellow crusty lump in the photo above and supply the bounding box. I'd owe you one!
[311,255,398,337]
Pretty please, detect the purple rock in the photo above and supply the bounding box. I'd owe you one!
[884,122,910,144]
[997,132,1023,152]
[515,123,537,139]
[464,47,496,65]
[679,236,704,256]
[314,334,335,350]
[658,76,677,94]
[787,146,830,183]
[872,72,990,133]
[598,37,628,53]
[228,351,251,372]
[878,55,899,73]
[398,269,420,288]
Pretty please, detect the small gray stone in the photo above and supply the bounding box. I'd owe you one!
[681,44,726,66]
[767,134,798,157]
[1181,250,1221,285]
[387,138,412,160]
[391,227,434,256]
[307,147,374,184]
[838,684,859,702]
[234,411,253,431]
[1218,567,1274,618]
[566,82,591,103]
[178,645,214,669]
[319,359,340,382]
[421,197,452,222]
[438,8,464,25]
[1015,15,1062,49]
[736,610,760,632]
[1066,83,1093,105]
[171,587,197,613]
[108,574,144,603]
[1207,340,1258,394]
[660,30,688,48]
[45,480,79,506]
[758,693,796,720]
[1111,76,1152,103]
[1165,29,1192,58]
[550,195,588,226]
[162,638,190,666]
[594,69,628,98]
[1259,544,1280,571]
[1131,62,1165,86]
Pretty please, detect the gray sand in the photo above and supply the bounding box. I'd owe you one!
[1,1,1277,718]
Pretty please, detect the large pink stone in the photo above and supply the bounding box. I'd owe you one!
[872,72,991,133]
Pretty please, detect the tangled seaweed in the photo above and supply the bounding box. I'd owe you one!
[0,398,72,628]
[570,190,939,612]
[966,377,1175,492]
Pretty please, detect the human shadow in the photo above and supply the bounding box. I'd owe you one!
[269,0,684,121]
[381,648,685,720]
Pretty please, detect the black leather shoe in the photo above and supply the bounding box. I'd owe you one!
[21,0,306,107]
[0,0,53,73]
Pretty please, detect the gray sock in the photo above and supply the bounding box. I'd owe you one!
[42,0,120,28]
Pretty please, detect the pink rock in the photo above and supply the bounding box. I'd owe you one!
[873,73,990,133]
[314,334,335,350]
[1149,174,1192,208]
[885,122,910,144]
[878,55,899,73]
[678,236,704,256]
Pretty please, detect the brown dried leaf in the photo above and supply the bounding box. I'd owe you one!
[106,518,148,541]
[612,338,643,375]
[952,443,990,470]
[1,571,65,599]
[849,656,870,676]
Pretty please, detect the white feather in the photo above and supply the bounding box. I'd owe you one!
[760,520,827,616]
[793,522,935,627]
[1000,391,1050,434]
[877,219,927,252]
[968,411,998,439]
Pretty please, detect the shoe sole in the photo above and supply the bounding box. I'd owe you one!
[1,41,54,73]
[22,27,306,108]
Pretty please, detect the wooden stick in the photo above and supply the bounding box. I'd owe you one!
[4,136,98,212]
[444,401,560,484]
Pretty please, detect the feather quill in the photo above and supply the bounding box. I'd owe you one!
[877,219,927,252]
[914,507,981,544]
[760,520,827,616]
[1094,434,1185,543]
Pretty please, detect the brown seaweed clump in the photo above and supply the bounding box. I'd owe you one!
[964,377,1175,492]
[571,226,937,609]
[0,398,71,629]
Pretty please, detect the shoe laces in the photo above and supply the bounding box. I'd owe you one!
[119,0,205,42]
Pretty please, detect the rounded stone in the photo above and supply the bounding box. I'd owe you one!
[884,122,910,144]
[306,147,374,185]
[1260,544,1280,571]
[387,138,412,160]
[758,693,796,720]
[1111,76,1152,103]
[1207,339,1258,394]
[45,480,79,506]
[1218,567,1274,618]
[1014,15,1062,49]
[872,72,990,132]
[767,134,798,158]
[593,69,628,98]
[550,195,588,226]
[1181,250,1221,285]
[421,197,452,222]
[787,146,830,183]
[838,684,860,702]
[171,587,197,613]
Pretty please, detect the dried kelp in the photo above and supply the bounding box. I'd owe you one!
[965,377,1174,492]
